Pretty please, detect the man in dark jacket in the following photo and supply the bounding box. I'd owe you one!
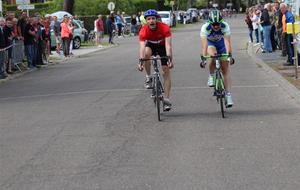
[260,3,272,53]
[106,13,115,44]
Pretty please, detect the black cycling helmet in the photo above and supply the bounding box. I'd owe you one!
[208,10,223,24]
[144,9,158,18]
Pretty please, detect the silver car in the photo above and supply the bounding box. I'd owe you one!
[51,19,87,49]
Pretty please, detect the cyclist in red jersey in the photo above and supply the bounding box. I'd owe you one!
[138,9,174,111]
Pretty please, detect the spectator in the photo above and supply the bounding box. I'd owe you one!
[269,3,277,51]
[95,15,104,48]
[130,14,138,36]
[68,17,74,56]
[281,8,287,57]
[53,16,61,54]
[17,12,27,39]
[106,13,115,44]
[115,11,124,37]
[139,11,146,26]
[260,3,272,53]
[280,3,294,66]
[34,16,45,66]
[251,8,260,44]
[24,17,36,69]
[245,8,254,43]
[61,15,72,58]
[0,17,8,79]
[273,2,282,50]
[4,18,14,74]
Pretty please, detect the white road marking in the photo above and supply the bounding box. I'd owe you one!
[0,84,279,101]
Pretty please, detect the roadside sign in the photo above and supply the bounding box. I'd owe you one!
[107,2,115,11]
[213,3,218,8]
[16,0,30,4]
[17,4,35,10]
[227,3,233,7]
[170,1,174,6]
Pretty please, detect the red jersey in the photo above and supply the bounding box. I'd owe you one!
[139,22,171,45]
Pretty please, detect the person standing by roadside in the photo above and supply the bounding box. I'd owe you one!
[273,2,282,50]
[17,12,27,40]
[0,18,8,79]
[245,8,254,43]
[95,15,104,48]
[4,18,14,74]
[106,13,115,44]
[260,3,272,53]
[61,15,72,58]
[24,17,37,69]
[131,14,138,36]
[251,8,260,44]
[68,17,74,56]
[280,3,294,66]
[269,3,277,51]
[53,16,61,55]
[115,11,124,37]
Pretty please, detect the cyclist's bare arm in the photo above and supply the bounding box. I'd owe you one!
[139,40,146,59]
[165,36,172,59]
[224,35,232,54]
[201,37,208,56]
[165,36,174,68]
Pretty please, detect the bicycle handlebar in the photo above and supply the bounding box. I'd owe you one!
[202,53,231,60]
[140,56,171,62]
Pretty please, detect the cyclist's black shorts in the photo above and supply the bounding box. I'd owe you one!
[145,42,168,66]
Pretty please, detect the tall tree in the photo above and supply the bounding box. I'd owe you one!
[64,0,74,15]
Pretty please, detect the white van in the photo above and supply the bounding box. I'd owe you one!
[157,11,174,27]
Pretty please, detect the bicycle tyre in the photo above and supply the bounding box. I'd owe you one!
[215,72,225,118]
[123,26,131,37]
[219,93,225,118]
[154,75,161,121]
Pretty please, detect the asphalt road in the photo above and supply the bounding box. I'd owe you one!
[1,16,300,190]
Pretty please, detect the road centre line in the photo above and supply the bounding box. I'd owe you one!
[0,84,279,101]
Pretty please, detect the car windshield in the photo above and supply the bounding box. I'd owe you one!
[159,14,169,18]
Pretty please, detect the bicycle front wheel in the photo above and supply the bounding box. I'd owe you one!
[154,75,161,121]
[219,94,225,118]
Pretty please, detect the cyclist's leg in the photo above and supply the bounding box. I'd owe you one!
[144,42,153,76]
[217,43,232,93]
[157,45,171,99]
[207,45,217,73]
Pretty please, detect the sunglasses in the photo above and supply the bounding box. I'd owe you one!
[212,23,220,27]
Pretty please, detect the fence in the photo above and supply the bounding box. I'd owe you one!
[0,40,26,75]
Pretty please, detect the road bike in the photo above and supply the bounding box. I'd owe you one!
[140,56,169,121]
[201,54,231,118]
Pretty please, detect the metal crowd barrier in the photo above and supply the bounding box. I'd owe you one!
[0,46,9,75]
[12,40,26,72]
[0,40,26,73]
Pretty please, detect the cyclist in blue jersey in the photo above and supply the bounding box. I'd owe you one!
[200,10,234,108]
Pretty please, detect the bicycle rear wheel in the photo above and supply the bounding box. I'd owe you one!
[154,75,161,121]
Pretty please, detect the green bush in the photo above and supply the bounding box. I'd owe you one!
[132,0,157,12]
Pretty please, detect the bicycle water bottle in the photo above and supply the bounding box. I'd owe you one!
[216,60,221,69]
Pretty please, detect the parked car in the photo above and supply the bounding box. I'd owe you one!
[157,11,174,27]
[50,19,87,49]
[50,11,72,22]
[123,16,131,25]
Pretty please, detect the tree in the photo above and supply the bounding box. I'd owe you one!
[64,0,74,14]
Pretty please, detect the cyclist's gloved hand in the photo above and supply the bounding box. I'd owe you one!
[138,58,144,71]
[227,53,235,65]
[200,56,207,68]
[167,56,174,69]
